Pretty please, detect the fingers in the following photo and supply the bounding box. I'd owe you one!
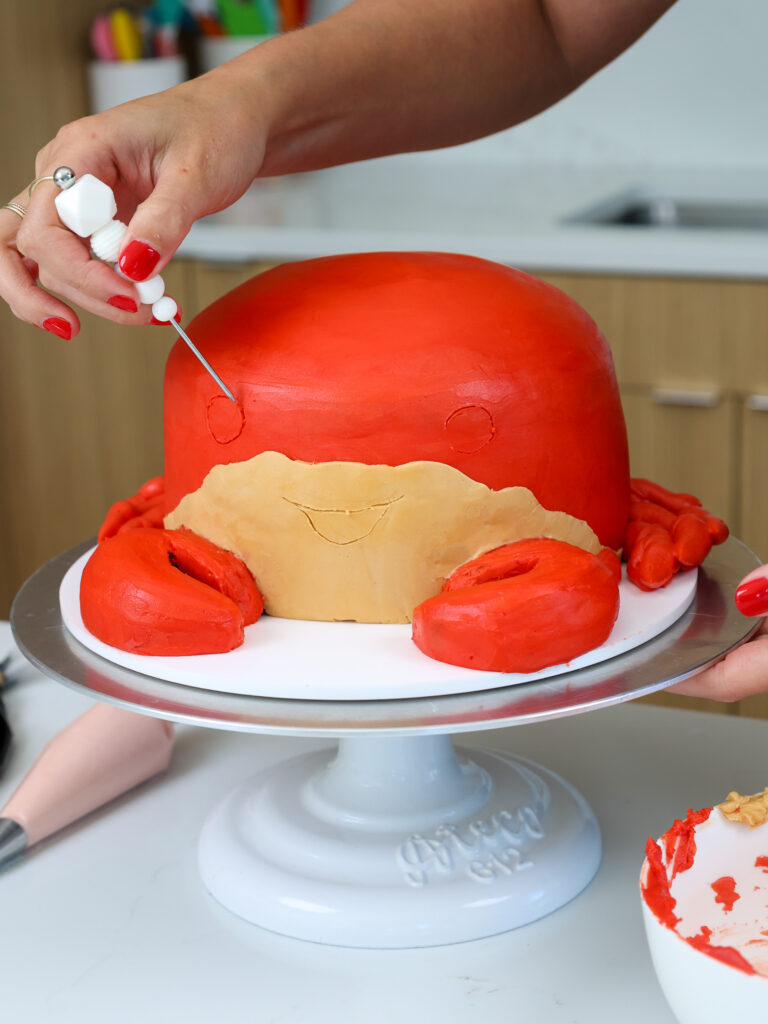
[0,185,147,335]
[0,201,82,337]
[4,162,195,331]
[669,620,768,701]
[735,564,768,617]
[13,179,150,329]
[116,163,205,282]
[0,75,259,329]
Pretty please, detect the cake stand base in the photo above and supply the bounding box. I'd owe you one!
[198,733,600,947]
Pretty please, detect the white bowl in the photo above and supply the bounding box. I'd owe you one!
[640,806,768,1023]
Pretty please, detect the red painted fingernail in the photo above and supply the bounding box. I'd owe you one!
[107,295,138,313]
[150,308,182,326]
[118,240,160,281]
[42,317,72,340]
[735,577,768,617]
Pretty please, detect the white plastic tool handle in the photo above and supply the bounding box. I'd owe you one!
[54,172,176,321]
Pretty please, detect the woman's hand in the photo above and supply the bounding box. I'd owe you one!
[670,564,768,702]
[0,64,267,339]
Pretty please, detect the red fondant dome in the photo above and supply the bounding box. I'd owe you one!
[163,252,629,548]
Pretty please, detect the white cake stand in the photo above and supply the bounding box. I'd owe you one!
[11,537,761,948]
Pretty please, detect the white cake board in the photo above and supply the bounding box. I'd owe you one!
[59,547,697,700]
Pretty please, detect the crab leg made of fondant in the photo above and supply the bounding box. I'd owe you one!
[624,478,728,591]
[80,473,727,671]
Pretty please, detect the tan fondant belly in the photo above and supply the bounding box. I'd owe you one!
[164,452,600,623]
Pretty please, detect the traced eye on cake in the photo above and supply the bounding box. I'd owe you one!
[79,251,728,668]
[206,394,245,445]
[444,405,496,454]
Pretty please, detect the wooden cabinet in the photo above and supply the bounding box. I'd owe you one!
[541,273,768,556]
[741,398,768,561]
[538,272,768,719]
[0,264,192,616]
[0,262,274,617]
[190,261,279,310]
[619,388,738,525]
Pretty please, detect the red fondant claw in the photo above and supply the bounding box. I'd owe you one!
[81,528,263,655]
[412,538,620,673]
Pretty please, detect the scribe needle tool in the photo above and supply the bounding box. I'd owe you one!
[167,315,235,402]
[50,165,236,403]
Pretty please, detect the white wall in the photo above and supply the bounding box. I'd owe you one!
[451,0,768,169]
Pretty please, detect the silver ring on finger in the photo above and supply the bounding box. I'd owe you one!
[27,167,76,197]
[27,175,54,196]
[2,201,26,218]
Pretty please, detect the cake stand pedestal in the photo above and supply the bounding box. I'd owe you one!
[198,736,599,946]
[10,537,761,948]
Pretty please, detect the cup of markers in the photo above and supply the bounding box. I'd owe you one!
[196,0,308,72]
[87,3,190,113]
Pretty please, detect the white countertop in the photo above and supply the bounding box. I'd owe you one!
[2,617,766,1022]
[180,154,768,279]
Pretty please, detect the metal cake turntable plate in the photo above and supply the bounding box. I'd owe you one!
[11,536,760,736]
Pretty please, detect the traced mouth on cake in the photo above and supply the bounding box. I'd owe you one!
[283,495,404,545]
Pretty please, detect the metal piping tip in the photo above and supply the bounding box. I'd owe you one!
[168,318,236,403]
[0,651,21,691]
[0,702,10,770]
[0,818,27,867]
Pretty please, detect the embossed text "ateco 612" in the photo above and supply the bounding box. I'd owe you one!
[396,805,546,887]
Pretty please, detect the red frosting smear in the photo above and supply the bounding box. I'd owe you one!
[686,926,757,976]
[663,807,713,880]
[755,856,768,872]
[641,837,680,929]
[712,876,740,913]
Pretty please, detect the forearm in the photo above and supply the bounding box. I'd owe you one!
[208,0,676,175]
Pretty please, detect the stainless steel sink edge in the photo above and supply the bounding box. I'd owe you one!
[564,189,768,231]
